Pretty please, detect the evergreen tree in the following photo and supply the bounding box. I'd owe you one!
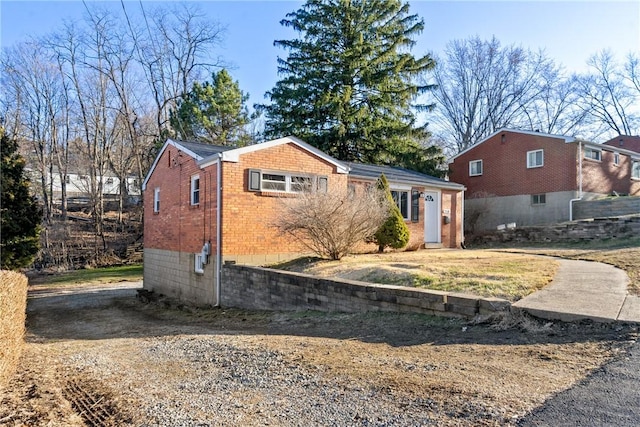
[373,174,409,252]
[1,129,42,270]
[260,0,445,175]
[170,69,251,146]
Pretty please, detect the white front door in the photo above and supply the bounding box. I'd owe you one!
[424,191,440,243]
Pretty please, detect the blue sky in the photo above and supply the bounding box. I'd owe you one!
[2,0,639,110]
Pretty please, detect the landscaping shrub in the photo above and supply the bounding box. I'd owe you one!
[373,174,410,252]
[0,270,28,389]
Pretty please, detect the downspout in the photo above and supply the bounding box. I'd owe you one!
[214,153,222,307]
[461,190,465,248]
[569,141,583,221]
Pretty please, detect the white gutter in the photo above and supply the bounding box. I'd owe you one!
[214,153,222,307]
[569,141,583,221]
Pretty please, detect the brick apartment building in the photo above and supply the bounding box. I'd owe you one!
[143,136,465,306]
[449,129,640,232]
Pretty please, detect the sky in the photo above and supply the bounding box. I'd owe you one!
[1,0,639,111]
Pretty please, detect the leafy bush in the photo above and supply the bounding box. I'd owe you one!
[373,174,410,252]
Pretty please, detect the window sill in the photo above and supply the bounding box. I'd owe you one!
[255,191,298,198]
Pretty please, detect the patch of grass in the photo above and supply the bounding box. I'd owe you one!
[275,250,558,301]
[29,264,143,286]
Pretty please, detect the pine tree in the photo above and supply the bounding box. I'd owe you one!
[170,69,251,146]
[373,174,409,252]
[259,0,445,175]
[1,130,42,270]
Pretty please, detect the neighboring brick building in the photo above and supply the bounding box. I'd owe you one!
[603,135,640,154]
[143,136,466,306]
[449,129,640,232]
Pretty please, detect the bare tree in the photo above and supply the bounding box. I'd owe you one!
[124,2,225,139]
[520,70,590,136]
[430,36,555,154]
[1,40,66,222]
[276,187,388,260]
[576,50,639,137]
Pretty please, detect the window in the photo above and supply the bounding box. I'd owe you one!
[527,150,544,168]
[391,190,410,220]
[531,194,546,205]
[614,152,620,166]
[632,161,640,180]
[469,160,483,176]
[65,175,70,184]
[261,173,286,191]
[411,190,420,223]
[248,169,328,193]
[291,176,312,193]
[584,148,602,161]
[190,175,200,205]
[106,177,114,185]
[153,187,160,213]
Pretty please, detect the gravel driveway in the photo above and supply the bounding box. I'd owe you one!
[1,281,637,426]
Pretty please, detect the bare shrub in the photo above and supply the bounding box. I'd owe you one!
[465,191,496,234]
[0,270,28,389]
[276,187,388,260]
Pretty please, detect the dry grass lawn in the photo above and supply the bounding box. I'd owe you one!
[275,249,559,301]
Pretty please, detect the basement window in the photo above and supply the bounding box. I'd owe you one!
[248,169,328,194]
[531,194,546,205]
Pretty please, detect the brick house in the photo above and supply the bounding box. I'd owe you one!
[448,129,640,232]
[142,136,465,306]
[603,135,640,154]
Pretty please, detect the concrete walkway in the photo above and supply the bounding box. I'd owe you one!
[513,259,640,324]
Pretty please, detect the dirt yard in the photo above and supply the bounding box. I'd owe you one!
[1,280,637,426]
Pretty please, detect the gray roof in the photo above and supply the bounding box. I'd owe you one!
[346,162,465,190]
[176,140,231,158]
[170,139,464,190]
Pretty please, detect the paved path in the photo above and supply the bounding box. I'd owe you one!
[514,258,640,426]
[513,259,640,324]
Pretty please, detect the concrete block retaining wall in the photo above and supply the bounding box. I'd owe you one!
[221,265,511,318]
[480,215,640,244]
[573,197,640,220]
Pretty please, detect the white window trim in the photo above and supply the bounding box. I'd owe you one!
[390,188,411,221]
[153,187,160,213]
[190,175,200,206]
[632,160,640,180]
[584,147,602,162]
[469,159,483,176]
[527,149,544,168]
[613,152,620,166]
[249,169,328,194]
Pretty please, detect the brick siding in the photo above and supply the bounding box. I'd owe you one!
[449,131,578,198]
